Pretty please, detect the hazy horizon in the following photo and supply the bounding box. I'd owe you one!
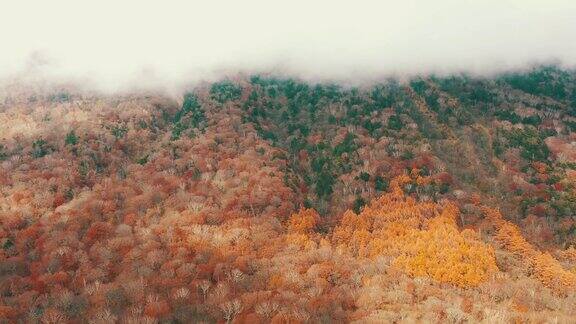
[2,0,576,92]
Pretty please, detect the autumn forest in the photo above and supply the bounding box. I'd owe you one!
[1,66,576,323]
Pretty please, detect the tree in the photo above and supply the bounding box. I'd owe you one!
[374,176,389,192]
[210,81,242,103]
[65,130,78,146]
[220,299,242,323]
[288,208,320,234]
[32,139,50,158]
[387,114,403,130]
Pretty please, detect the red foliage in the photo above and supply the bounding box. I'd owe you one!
[144,298,171,318]
[53,193,66,208]
[436,172,453,185]
[84,222,112,244]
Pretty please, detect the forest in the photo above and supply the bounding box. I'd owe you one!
[0,65,576,323]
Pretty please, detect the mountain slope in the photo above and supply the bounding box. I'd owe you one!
[0,66,575,322]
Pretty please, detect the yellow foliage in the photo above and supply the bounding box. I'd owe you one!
[390,173,411,191]
[287,208,320,234]
[393,214,497,287]
[286,233,316,250]
[332,175,498,287]
[285,208,320,250]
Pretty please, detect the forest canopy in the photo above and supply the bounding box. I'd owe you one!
[1,66,576,322]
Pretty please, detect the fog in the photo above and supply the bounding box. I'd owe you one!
[1,0,576,91]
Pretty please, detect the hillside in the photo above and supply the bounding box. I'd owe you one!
[1,66,576,322]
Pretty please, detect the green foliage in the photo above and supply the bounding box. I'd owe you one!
[468,86,494,103]
[402,150,415,160]
[370,86,394,109]
[566,120,576,132]
[171,122,188,140]
[387,114,403,130]
[410,80,428,95]
[363,120,382,136]
[228,75,567,217]
[261,130,278,142]
[174,93,201,122]
[316,170,335,197]
[137,154,149,165]
[3,238,13,250]
[435,75,495,105]
[49,92,70,103]
[353,196,366,214]
[210,81,242,103]
[65,188,74,201]
[495,110,521,123]
[172,93,205,140]
[79,160,89,179]
[439,182,450,194]
[0,145,7,161]
[32,139,50,158]
[404,99,442,139]
[111,125,128,139]
[424,92,441,112]
[358,172,370,182]
[311,155,330,174]
[455,108,474,126]
[410,79,441,111]
[503,128,550,161]
[502,65,568,100]
[522,115,542,126]
[65,130,78,146]
[333,133,357,157]
[374,176,389,191]
[287,123,310,136]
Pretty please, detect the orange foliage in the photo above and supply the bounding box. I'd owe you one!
[0,306,17,320]
[483,207,576,292]
[287,208,320,234]
[332,175,498,287]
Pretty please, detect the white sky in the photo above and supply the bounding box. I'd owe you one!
[1,0,576,91]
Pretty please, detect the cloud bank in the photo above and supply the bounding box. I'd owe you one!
[1,0,576,91]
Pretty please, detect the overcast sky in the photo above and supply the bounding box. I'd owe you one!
[1,0,576,90]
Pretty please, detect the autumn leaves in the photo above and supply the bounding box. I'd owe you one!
[289,173,498,288]
[485,207,576,293]
[287,171,576,292]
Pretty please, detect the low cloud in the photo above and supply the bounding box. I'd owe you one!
[2,0,576,91]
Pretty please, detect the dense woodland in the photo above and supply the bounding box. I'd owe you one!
[1,66,576,323]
